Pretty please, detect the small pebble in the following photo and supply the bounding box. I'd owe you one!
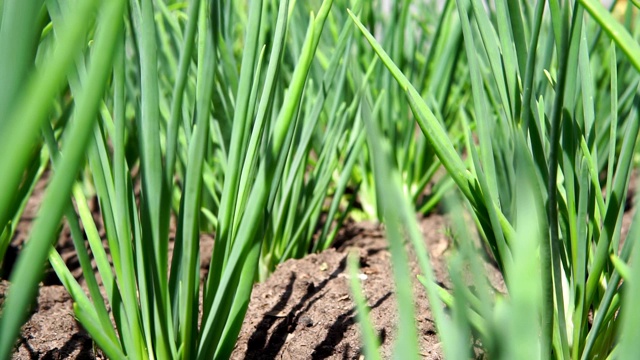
[299,315,314,327]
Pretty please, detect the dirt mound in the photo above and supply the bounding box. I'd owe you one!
[6,214,503,359]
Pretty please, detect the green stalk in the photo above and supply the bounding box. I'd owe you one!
[0,0,124,357]
[166,0,201,183]
[130,0,175,355]
[545,2,580,355]
[0,0,42,118]
[347,252,381,360]
[0,0,96,257]
[113,27,148,359]
[206,0,264,299]
[177,1,216,357]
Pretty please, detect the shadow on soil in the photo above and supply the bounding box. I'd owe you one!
[19,333,94,360]
[242,257,391,359]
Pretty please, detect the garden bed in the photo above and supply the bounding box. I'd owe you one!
[5,196,505,359]
[5,177,637,359]
[7,205,637,359]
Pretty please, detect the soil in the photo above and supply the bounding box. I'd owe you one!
[2,173,635,359]
[7,209,490,360]
[2,281,100,360]
[230,216,505,360]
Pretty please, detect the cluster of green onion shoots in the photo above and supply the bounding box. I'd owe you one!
[1,0,640,359]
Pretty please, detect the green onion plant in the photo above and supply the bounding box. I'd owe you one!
[0,0,366,358]
[3,0,640,359]
[0,0,125,358]
[344,0,467,219]
[349,0,640,358]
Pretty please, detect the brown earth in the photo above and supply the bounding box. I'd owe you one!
[230,215,506,360]
[2,178,505,360]
[3,172,635,359]
[7,211,495,360]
